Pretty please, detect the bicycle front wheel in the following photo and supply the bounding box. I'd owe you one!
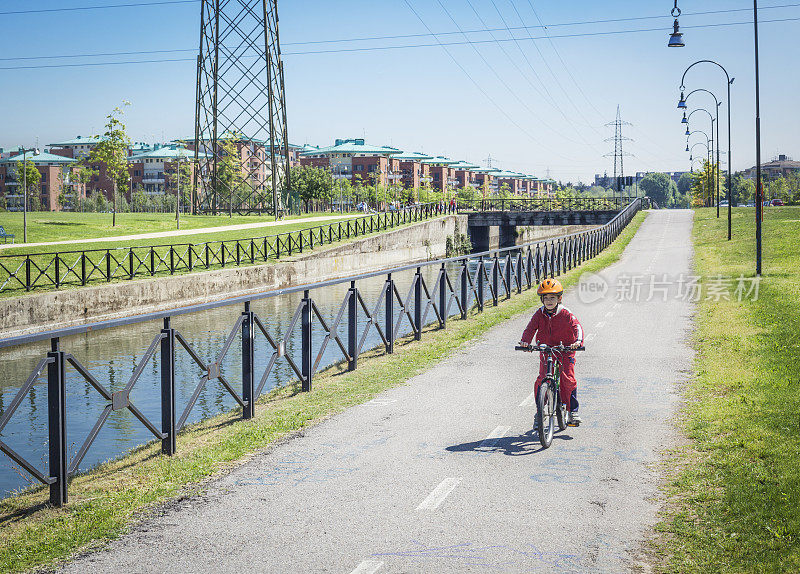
[536,382,555,448]
[556,394,569,431]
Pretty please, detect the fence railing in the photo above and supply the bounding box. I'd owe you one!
[457,196,639,213]
[0,204,446,295]
[0,198,642,506]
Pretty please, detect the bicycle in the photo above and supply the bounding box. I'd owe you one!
[515,343,586,448]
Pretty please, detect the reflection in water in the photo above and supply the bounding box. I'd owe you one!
[0,258,517,498]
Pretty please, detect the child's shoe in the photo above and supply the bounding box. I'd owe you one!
[568,412,582,426]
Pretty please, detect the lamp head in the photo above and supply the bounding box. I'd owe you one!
[685,144,690,152]
[681,112,688,124]
[677,91,687,109]
[685,126,690,136]
[668,19,685,47]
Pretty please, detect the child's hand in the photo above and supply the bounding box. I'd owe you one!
[569,341,581,349]
[518,340,530,348]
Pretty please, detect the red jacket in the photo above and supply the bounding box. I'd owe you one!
[521,305,584,347]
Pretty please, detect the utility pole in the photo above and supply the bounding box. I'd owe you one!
[604,106,633,200]
[194,0,289,217]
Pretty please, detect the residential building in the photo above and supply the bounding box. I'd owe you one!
[744,154,800,179]
[299,138,402,188]
[0,150,85,211]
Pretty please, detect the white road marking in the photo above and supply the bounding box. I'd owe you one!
[519,390,537,407]
[585,333,596,343]
[363,398,397,407]
[479,425,511,448]
[604,311,613,318]
[613,303,621,310]
[416,477,462,510]
[596,321,606,329]
[350,560,384,574]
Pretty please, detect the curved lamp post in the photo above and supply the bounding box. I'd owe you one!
[686,132,713,206]
[685,110,715,206]
[682,89,723,218]
[680,61,734,241]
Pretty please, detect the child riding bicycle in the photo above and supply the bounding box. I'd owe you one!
[518,278,585,426]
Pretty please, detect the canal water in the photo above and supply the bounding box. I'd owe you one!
[0,258,517,499]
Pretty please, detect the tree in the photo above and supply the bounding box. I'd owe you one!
[217,135,247,216]
[638,172,677,208]
[677,172,693,197]
[15,158,41,211]
[290,165,334,211]
[86,104,131,226]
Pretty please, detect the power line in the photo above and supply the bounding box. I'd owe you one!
[402,0,570,160]
[0,0,197,16]
[1,16,798,69]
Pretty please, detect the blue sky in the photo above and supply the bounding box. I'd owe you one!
[1,0,798,183]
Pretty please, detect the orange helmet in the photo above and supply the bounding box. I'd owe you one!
[537,278,563,296]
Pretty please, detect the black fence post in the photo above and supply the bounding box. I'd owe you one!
[477,256,485,311]
[160,317,176,455]
[348,281,358,370]
[54,254,61,288]
[81,253,87,286]
[385,274,394,354]
[527,247,533,287]
[460,260,468,320]
[301,290,312,392]
[242,302,255,419]
[492,255,499,306]
[414,268,423,340]
[129,249,135,279]
[150,247,155,276]
[516,252,523,294]
[439,263,447,328]
[24,256,31,291]
[106,250,111,281]
[169,246,175,275]
[236,242,241,265]
[47,337,67,507]
[505,254,512,299]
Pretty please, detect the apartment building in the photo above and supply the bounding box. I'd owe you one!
[299,138,402,188]
[0,150,85,211]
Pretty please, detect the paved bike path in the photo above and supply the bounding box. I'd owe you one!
[62,209,693,573]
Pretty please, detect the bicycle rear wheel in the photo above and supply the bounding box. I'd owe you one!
[536,382,555,448]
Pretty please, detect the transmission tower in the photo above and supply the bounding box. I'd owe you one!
[604,105,633,194]
[193,0,289,215]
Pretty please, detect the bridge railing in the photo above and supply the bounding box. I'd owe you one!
[457,196,639,213]
[0,203,443,296]
[0,199,643,506]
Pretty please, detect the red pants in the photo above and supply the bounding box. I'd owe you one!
[534,352,577,409]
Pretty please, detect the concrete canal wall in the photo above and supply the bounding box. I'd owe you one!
[0,217,594,339]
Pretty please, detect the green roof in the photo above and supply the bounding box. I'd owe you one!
[471,167,501,174]
[422,156,459,165]
[450,160,479,170]
[394,151,434,161]
[1,151,77,164]
[128,145,207,161]
[300,139,401,157]
[48,135,103,147]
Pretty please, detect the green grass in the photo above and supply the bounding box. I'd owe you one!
[0,211,648,572]
[0,212,433,298]
[652,207,800,573]
[0,211,338,245]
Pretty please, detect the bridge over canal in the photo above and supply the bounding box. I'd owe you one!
[460,196,641,251]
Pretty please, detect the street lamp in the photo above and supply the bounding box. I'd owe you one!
[19,147,39,243]
[668,1,684,47]
[682,89,723,218]
[685,108,715,207]
[680,64,734,239]
[686,134,713,206]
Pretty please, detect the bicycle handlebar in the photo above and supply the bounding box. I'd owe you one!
[514,344,585,352]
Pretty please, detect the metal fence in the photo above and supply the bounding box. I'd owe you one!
[0,204,444,295]
[457,196,639,213]
[0,198,643,506]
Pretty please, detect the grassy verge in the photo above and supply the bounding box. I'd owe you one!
[0,211,339,245]
[0,211,647,573]
[652,207,800,573]
[0,213,436,298]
